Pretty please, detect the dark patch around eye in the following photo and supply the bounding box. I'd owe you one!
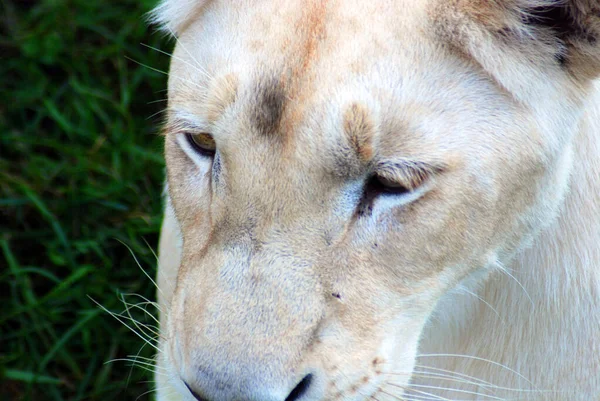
[357,180,378,217]
[212,152,222,186]
[252,78,286,136]
[357,176,410,217]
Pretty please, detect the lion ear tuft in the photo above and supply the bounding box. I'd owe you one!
[148,0,209,36]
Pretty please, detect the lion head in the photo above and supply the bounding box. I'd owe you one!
[151,1,600,400]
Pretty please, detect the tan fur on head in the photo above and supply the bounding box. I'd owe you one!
[343,104,376,163]
[151,1,600,400]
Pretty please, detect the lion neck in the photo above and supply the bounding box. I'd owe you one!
[520,89,600,307]
[417,83,600,395]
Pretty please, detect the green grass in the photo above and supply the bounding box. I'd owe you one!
[1,1,173,399]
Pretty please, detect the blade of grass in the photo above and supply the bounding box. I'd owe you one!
[3,369,63,385]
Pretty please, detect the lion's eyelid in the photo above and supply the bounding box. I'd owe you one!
[166,111,211,136]
[374,159,445,191]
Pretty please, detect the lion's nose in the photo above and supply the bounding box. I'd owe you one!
[185,382,208,401]
[285,374,313,401]
[183,373,314,401]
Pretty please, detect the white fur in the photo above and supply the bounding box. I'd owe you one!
[417,80,600,399]
[148,0,208,34]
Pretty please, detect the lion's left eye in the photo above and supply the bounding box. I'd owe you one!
[185,133,216,157]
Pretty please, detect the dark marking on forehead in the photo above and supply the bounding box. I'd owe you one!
[252,78,286,136]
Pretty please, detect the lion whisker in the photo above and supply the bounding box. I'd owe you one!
[388,371,498,395]
[90,297,162,353]
[143,237,176,302]
[378,387,409,400]
[119,295,162,323]
[117,239,164,299]
[135,385,164,401]
[413,365,500,389]
[121,296,162,315]
[147,97,169,105]
[126,354,159,363]
[146,107,170,121]
[415,355,535,387]
[108,358,168,371]
[494,260,534,309]
[115,302,163,339]
[413,365,554,394]
[124,56,205,91]
[166,26,215,83]
[458,287,504,323]
[402,383,506,400]
[141,42,213,81]
[111,309,162,341]
[126,341,155,386]
[385,383,450,401]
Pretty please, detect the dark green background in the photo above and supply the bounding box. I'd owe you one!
[1,0,172,399]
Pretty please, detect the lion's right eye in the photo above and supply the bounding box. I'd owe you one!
[369,175,410,196]
[356,175,412,217]
[185,133,216,157]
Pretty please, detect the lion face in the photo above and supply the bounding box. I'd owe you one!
[155,1,600,400]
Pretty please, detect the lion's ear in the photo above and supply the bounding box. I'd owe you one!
[148,0,210,36]
[522,1,600,80]
[435,1,600,95]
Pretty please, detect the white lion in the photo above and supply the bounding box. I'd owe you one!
[150,1,600,400]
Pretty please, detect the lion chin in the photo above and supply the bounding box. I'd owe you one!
[148,1,600,400]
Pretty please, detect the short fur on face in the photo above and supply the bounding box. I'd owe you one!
[150,1,600,400]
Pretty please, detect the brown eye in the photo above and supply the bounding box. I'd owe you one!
[185,133,216,157]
